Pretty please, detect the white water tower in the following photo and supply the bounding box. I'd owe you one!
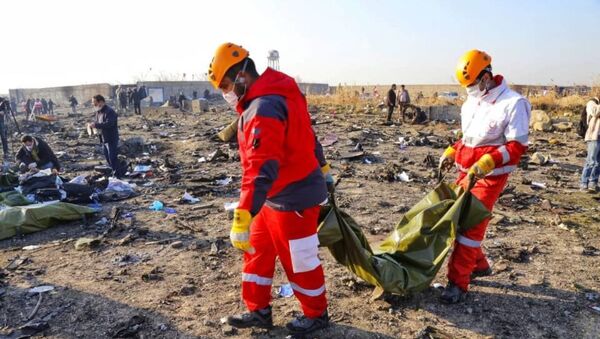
[267,50,280,70]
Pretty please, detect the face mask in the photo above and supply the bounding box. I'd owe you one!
[25,145,33,151]
[221,60,249,108]
[222,90,239,107]
[466,85,484,98]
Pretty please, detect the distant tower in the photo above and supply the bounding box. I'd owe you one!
[267,50,280,70]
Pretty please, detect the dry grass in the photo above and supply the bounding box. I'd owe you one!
[528,93,588,112]
[306,87,462,112]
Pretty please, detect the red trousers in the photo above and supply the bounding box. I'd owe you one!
[447,172,508,291]
[242,205,327,318]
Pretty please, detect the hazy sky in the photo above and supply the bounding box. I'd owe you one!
[2,0,600,93]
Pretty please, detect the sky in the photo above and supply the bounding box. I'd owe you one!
[2,0,600,93]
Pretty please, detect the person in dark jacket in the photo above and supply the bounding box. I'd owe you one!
[132,88,142,115]
[89,95,122,177]
[41,98,48,114]
[69,95,78,114]
[385,84,397,124]
[48,99,54,115]
[16,135,60,173]
[178,91,187,112]
[0,98,11,159]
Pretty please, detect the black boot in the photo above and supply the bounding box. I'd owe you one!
[286,311,329,335]
[225,306,273,329]
[470,267,493,280]
[440,282,466,304]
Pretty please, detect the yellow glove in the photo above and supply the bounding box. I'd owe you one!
[230,209,255,254]
[321,163,331,175]
[439,146,456,170]
[468,154,495,178]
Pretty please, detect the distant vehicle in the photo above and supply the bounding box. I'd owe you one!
[438,91,459,100]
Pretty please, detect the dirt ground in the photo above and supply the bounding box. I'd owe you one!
[0,99,599,339]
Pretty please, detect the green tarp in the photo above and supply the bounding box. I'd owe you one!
[0,191,33,207]
[317,179,490,295]
[0,200,96,240]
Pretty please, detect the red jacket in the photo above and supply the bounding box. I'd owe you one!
[236,68,327,215]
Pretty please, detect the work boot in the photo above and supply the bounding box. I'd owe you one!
[470,267,493,280]
[225,306,273,329]
[286,311,329,335]
[440,282,466,304]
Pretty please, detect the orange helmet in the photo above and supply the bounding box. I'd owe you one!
[208,43,250,89]
[455,50,492,87]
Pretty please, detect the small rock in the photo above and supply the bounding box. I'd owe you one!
[467,307,473,314]
[75,237,101,251]
[209,243,219,256]
[222,325,236,336]
[178,285,196,296]
[171,241,184,249]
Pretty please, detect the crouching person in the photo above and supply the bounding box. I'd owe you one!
[16,135,60,174]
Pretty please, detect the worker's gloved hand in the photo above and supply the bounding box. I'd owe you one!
[438,146,456,171]
[230,209,255,254]
[28,162,37,170]
[468,154,495,178]
[321,164,335,193]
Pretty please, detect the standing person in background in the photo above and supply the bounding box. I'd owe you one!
[127,88,133,111]
[580,96,600,192]
[48,99,54,115]
[0,98,11,160]
[89,95,122,177]
[33,99,43,116]
[119,89,128,113]
[25,99,32,120]
[132,88,142,115]
[385,84,397,125]
[41,98,48,114]
[178,91,187,112]
[397,85,411,123]
[69,95,78,114]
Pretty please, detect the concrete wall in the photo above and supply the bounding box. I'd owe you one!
[9,83,113,107]
[138,81,214,103]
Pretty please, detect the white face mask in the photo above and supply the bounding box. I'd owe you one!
[466,85,484,98]
[221,60,249,109]
[25,145,33,151]
[222,90,239,107]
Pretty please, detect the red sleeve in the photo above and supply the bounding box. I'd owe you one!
[238,113,286,216]
[452,139,463,150]
[489,141,528,167]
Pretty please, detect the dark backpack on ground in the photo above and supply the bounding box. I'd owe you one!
[578,98,599,138]
[62,183,95,203]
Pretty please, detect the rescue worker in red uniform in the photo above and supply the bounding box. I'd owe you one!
[208,43,332,335]
[439,50,531,303]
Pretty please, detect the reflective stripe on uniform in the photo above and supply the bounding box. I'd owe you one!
[506,134,529,146]
[497,145,510,165]
[462,135,506,147]
[456,163,517,176]
[230,232,249,242]
[457,235,481,248]
[242,273,273,286]
[290,282,325,297]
